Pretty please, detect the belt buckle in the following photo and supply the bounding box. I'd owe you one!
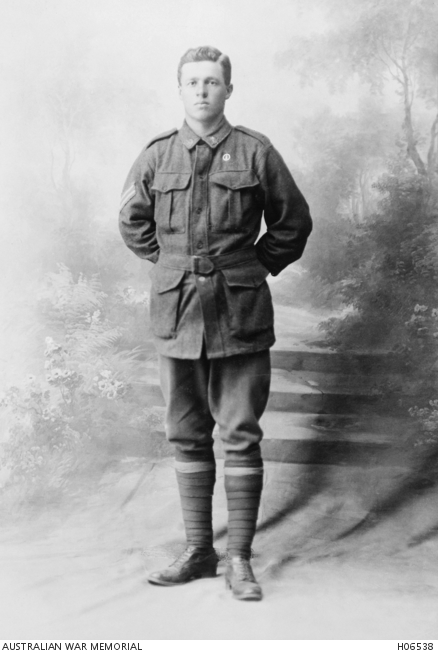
[191,256,214,275]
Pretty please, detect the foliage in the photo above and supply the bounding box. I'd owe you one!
[0,266,162,502]
[409,400,438,445]
[0,375,94,495]
[320,159,438,358]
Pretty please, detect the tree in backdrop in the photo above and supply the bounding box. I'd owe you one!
[277,0,438,368]
[4,34,160,294]
[280,0,438,178]
[271,99,397,309]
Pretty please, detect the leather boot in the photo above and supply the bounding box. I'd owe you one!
[225,556,263,601]
[147,546,218,586]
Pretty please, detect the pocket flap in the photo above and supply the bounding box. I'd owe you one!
[221,261,269,288]
[209,170,259,190]
[151,172,191,193]
[150,266,186,293]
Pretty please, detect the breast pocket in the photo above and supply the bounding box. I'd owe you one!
[151,172,191,234]
[220,261,274,339]
[209,170,260,233]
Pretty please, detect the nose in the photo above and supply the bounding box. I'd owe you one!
[196,83,208,97]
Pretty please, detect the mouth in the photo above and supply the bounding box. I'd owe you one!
[196,102,209,106]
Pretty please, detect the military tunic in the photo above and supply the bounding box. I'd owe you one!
[119,118,312,359]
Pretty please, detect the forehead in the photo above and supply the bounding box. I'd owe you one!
[180,60,225,83]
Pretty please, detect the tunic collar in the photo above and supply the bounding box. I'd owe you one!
[179,117,232,150]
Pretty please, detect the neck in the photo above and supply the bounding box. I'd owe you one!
[185,113,225,137]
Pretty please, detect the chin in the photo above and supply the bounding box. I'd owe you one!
[195,111,213,120]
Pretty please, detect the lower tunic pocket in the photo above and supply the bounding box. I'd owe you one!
[220,261,274,339]
[150,266,186,339]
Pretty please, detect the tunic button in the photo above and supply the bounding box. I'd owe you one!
[196,241,203,249]
[199,276,206,283]
[196,207,202,214]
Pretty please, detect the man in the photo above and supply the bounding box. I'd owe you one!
[119,46,312,601]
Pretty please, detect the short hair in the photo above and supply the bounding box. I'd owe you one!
[178,46,232,86]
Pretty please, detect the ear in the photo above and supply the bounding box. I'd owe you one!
[225,84,233,100]
[178,85,182,101]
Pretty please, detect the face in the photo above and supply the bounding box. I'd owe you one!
[179,60,233,125]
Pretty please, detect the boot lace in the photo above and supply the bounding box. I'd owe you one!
[169,546,212,570]
[231,558,256,583]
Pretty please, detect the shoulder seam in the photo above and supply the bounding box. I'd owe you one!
[234,125,271,146]
[145,128,178,149]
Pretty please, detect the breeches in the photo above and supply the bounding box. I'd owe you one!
[159,349,271,464]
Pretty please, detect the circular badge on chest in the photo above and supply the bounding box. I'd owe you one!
[222,153,231,161]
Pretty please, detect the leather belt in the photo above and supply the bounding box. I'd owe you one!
[158,248,258,275]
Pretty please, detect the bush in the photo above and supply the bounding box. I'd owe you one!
[320,161,438,361]
[409,400,438,446]
[0,266,163,503]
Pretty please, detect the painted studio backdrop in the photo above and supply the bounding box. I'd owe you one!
[1,0,438,640]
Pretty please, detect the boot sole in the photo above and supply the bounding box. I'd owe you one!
[225,578,263,601]
[147,567,217,586]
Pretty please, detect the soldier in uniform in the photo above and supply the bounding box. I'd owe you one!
[119,46,312,600]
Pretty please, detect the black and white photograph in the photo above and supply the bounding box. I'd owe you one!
[0,0,437,641]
